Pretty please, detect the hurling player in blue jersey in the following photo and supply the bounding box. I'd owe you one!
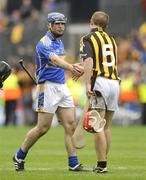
[13,12,84,172]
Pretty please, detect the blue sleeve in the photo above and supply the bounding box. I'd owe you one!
[37,42,56,61]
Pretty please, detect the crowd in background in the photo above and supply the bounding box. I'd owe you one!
[1,0,146,126]
[114,25,146,126]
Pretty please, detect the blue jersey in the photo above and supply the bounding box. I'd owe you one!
[35,32,66,84]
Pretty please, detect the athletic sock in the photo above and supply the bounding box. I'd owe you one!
[68,156,79,168]
[16,148,28,160]
[97,161,107,168]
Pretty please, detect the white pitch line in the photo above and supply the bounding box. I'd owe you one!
[112,166,128,170]
[0,166,128,172]
[0,167,67,171]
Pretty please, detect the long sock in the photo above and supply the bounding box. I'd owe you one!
[97,161,107,168]
[68,156,79,167]
[16,148,28,160]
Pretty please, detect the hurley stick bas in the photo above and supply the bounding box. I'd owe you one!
[19,59,37,85]
[72,103,89,149]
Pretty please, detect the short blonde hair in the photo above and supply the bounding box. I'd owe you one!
[91,11,109,29]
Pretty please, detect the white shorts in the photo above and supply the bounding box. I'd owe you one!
[36,81,74,113]
[93,77,120,111]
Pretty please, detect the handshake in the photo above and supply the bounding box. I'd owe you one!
[72,63,84,81]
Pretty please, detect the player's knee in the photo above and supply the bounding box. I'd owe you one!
[65,121,76,135]
[104,123,111,130]
[71,120,76,132]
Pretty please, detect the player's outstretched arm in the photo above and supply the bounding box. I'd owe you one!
[51,54,84,79]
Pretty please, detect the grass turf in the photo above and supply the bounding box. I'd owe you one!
[0,125,146,180]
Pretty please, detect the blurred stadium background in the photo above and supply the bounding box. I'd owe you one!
[0,0,146,126]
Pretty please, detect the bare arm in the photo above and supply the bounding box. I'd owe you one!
[83,57,93,97]
[51,54,84,79]
[51,54,74,72]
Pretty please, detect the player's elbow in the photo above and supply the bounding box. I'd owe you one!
[51,54,59,65]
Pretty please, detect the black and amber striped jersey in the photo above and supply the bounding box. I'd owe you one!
[80,28,120,81]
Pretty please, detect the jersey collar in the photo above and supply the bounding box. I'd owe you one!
[91,27,104,32]
[46,31,56,41]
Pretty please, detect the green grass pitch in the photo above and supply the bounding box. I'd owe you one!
[0,125,146,180]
